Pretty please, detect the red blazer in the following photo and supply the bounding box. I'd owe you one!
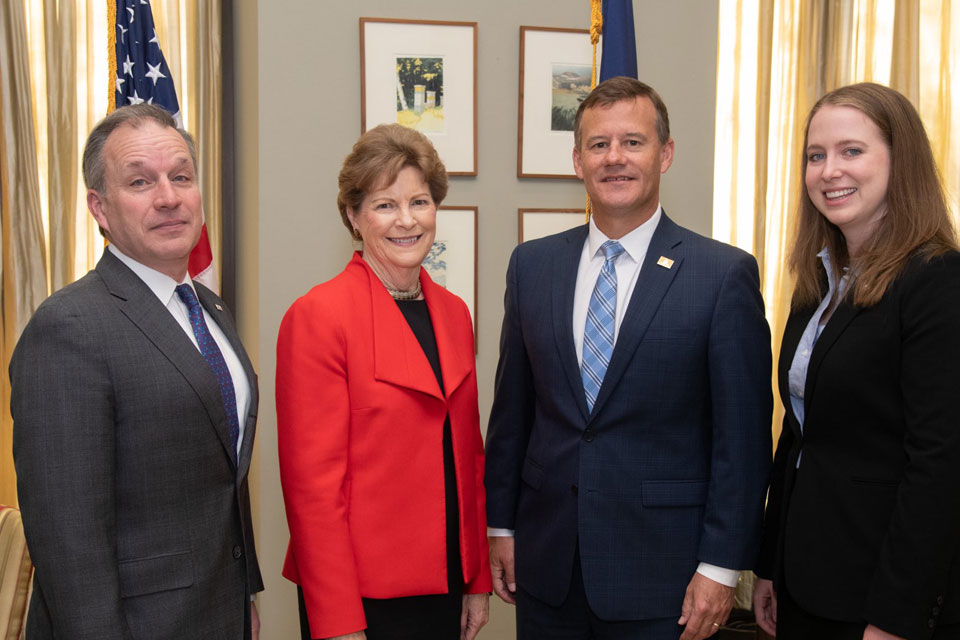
[277,253,492,639]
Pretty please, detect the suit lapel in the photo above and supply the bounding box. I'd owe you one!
[423,271,472,398]
[589,214,683,420]
[96,251,238,469]
[195,283,258,476]
[778,305,814,438]
[552,226,591,421]
[364,258,444,400]
[802,301,858,416]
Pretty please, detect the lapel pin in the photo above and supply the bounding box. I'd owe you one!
[657,256,674,269]
[215,304,223,311]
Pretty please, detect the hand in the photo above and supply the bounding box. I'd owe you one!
[251,602,260,640]
[461,593,490,640]
[489,536,517,604]
[863,624,907,640]
[677,572,735,640]
[327,633,366,640]
[752,578,777,637]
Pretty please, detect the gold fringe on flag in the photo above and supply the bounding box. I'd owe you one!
[585,0,603,222]
[107,0,116,113]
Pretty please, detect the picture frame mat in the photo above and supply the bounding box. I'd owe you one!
[518,208,586,243]
[361,18,477,175]
[433,205,478,348]
[518,27,592,178]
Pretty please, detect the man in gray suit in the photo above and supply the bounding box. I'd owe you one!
[11,104,262,639]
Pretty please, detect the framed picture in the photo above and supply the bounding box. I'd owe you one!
[360,18,478,175]
[518,208,586,243]
[424,206,478,349]
[518,26,593,179]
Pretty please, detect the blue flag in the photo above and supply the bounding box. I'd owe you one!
[599,0,638,81]
[113,0,181,123]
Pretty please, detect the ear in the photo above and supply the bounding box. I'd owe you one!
[660,138,675,174]
[87,189,110,234]
[573,146,584,180]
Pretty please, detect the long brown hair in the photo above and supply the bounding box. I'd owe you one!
[789,82,956,307]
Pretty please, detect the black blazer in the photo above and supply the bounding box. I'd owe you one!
[757,251,960,640]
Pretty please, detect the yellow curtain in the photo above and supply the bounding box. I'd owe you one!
[714,0,960,447]
[0,0,221,506]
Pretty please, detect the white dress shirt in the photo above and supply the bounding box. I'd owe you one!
[108,244,250,459]
[490,206,740,588]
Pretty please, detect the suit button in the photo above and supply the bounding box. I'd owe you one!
[937,596,945,605]
[929,619,936,629]
[932,607,941,616]
[583,429,594,442]
[233,545,243,559]
[571,484,578,495]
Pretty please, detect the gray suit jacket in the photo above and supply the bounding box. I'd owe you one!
[11,250,263,640]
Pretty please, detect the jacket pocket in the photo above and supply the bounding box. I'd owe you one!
[641,480,709,507]
[118,550,194,597]
[521,457,544,491]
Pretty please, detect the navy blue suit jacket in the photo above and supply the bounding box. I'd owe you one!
[485,213,772,620]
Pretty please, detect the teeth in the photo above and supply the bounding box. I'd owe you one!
[389,236,420,245]
[825,188,856,198]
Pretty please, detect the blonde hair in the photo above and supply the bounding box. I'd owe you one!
[789,83,956,307]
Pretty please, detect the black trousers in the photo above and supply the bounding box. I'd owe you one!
[298,585,462,640]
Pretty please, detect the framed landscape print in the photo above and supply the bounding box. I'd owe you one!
[424,206,478,348]
[361,18,478,175]
[518,27,592,178]
[518,208,586,243]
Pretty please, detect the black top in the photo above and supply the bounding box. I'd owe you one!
[395,299,463,592]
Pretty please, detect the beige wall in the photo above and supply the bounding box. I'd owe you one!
[235,1,719,637]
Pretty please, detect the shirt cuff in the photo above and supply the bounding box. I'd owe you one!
[696,563,740,587]
[487,527,515,537]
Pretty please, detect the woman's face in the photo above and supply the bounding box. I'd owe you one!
[348,165,437,279]
[804,104,891,254]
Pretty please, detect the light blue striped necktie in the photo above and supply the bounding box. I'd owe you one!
[581,240,625,413]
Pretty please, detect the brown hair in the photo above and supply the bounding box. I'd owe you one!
[573,76,670,148]
[337,124,448,235]
[789,82,956,307]
[82,103,196,193]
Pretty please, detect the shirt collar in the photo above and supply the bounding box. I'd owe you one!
[587,204,662,263]
[107,244,193,306]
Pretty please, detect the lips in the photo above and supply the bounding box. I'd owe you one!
[601,176,633,182]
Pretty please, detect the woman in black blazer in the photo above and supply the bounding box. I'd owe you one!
[753,83,960,640]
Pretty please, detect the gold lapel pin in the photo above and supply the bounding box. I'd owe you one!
[657,256,674,269]
[215,304,224,311]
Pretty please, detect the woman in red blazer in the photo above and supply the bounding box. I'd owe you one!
[277,124,491,640]
[753,83,960,640]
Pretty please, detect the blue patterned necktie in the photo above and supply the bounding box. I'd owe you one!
[581,240,625,413]
[175,284,240,464]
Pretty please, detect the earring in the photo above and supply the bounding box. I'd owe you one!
[352,227,362,240]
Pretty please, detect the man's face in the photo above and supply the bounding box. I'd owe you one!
[573,96,674,230]
[87,120,202,281]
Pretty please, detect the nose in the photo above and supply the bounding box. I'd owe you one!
[822,153,842,180]
[396,203,416,227]
[153,177,181,209]
[604,140,626,165]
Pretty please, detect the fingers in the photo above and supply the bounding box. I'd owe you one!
[678,573,734,640]
[489,537,518,605]
[752,578,777,637]
[460,594,489,640]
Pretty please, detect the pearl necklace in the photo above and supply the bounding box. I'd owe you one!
[386,281,422,300]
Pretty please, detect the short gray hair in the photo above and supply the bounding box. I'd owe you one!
[82,104,197,193]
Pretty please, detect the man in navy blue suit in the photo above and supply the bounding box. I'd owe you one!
[484,77,772,640]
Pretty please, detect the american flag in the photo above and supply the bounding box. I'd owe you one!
[110,0,218,291]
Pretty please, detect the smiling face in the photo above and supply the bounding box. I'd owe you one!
[805,104,891,256]
[87,120,202,280]
[573,96,674,237]
[347,165,437,289]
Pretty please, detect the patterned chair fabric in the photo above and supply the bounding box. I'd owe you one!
[0,506,32,640]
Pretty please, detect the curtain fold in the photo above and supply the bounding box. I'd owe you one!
[0,0,49,507]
